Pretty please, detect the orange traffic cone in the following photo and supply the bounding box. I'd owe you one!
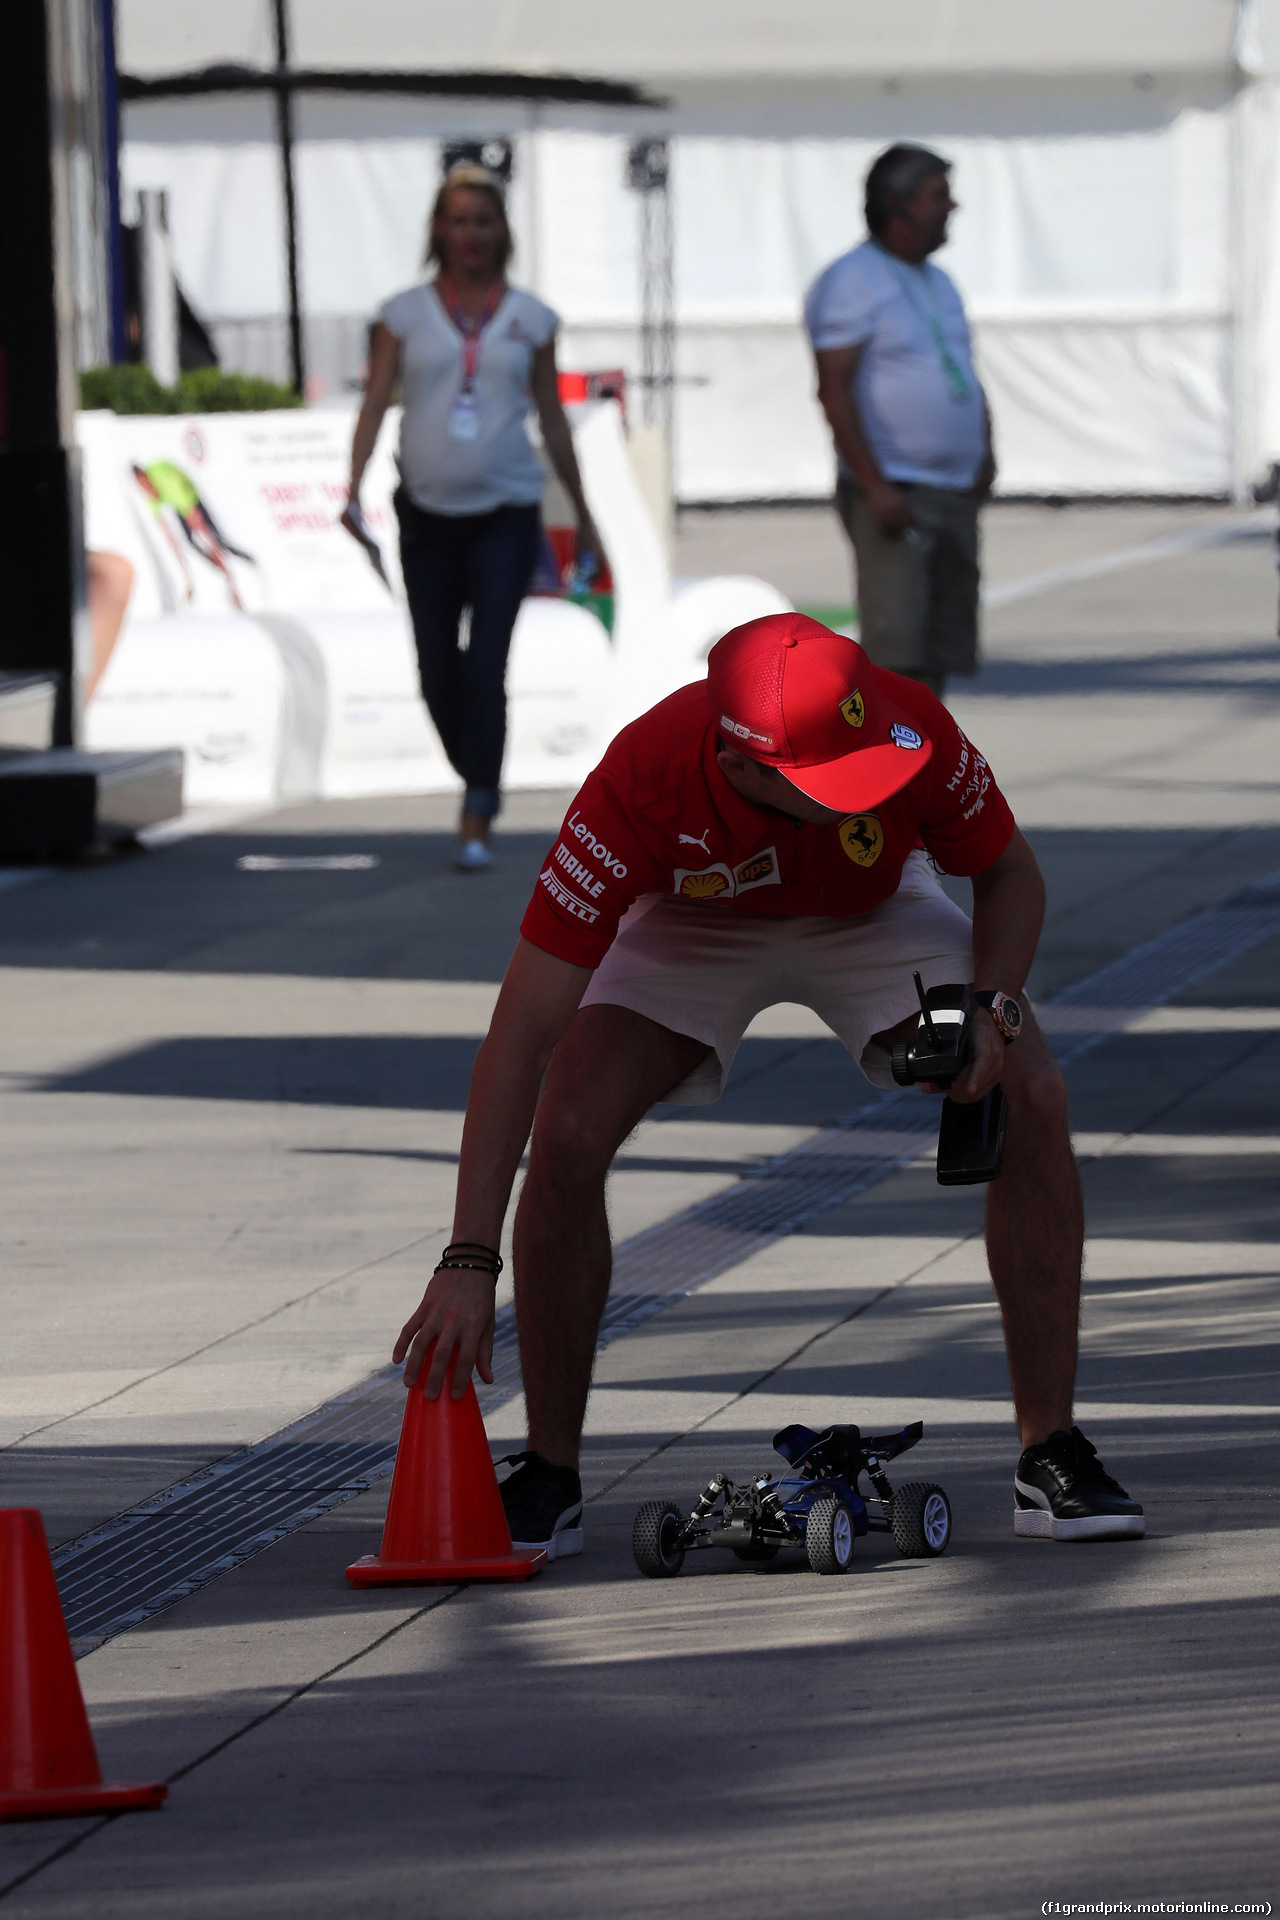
[347,1345,546,1586]
[0,1509,167,1821]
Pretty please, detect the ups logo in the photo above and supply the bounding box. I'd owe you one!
[734,849,777,890]
[679,869,731,898]
[839,689,866,729]
[838,814,883,867]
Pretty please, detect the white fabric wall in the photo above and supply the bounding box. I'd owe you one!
[1236,75,1280,484]
[116,0,1239,85]
[120,71,1263,499]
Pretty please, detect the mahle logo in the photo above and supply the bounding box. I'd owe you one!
[839,689,865,729]
[838,814,883,867]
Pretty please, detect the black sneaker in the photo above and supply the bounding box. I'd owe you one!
[498,1452,583,1560]
[1014,1426,1145,1541]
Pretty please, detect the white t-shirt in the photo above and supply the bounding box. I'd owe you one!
[804,240,985,490]
[380,280,559,515]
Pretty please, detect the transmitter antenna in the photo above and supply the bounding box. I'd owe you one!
[913,971,942,1047]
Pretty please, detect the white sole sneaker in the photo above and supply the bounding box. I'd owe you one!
[511,1524,583,1560]
[1014,1502,1146,1541]
[453,839,493,872]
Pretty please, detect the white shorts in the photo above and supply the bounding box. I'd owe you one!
[580,848,975,1104]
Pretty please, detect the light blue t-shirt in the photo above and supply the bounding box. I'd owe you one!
[380,280,559,515]
[804,240,985,490]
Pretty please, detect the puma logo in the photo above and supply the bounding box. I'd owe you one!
[678,831,711,853]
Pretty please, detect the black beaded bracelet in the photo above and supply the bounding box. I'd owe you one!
[436,1240,503,1279]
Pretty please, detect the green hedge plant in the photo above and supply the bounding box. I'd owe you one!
[80,365,302,414]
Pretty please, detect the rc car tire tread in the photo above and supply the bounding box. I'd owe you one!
[632,1500,686,1578]
[806,1496,855,1575]
[892,1481,952,1557]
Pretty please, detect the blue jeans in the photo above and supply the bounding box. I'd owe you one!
[396,493,542,819]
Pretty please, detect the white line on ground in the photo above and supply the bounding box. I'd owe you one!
[1074,1131,1280,1157]
[236,853,381,871]
[982,511,1271,610]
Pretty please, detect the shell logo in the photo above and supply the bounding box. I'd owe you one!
[839,689,866,729]
[838,813,883,867]
[680,870,731,898]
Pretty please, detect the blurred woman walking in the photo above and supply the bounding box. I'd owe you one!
[346,163,601,870]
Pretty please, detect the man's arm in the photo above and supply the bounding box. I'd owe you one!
[814,343,914,536]
[951,826,1045,1103]
[972,385,997,499]
[394,938,593,1397]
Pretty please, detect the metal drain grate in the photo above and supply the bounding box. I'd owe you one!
[1049,873,1280,1064]
[52,866,1280,1652]
[612,1105,934,1298]
[55,1286,684,1654]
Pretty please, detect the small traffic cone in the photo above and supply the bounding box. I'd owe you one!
[0,1509,167,1822]
[347,1344,546,1586]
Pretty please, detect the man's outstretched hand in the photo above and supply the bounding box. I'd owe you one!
[394,1268,498,1400]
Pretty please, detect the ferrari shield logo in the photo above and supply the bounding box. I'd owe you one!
[839,814,883,867]
[839,689,866,729]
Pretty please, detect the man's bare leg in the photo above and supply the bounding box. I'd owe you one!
[984,1013,1082,1447]
[513,1005,712,1470]
[870,1003,1081,1449]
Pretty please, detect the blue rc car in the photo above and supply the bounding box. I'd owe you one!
[632,1420,952,1577]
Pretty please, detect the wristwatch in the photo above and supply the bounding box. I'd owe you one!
[973,989,1023,1043]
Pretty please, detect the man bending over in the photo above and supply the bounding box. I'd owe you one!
[394,613,1144,1552]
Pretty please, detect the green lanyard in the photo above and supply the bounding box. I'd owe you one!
[878,247,972,403]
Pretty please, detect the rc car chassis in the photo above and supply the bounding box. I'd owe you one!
[632,1420,952,1578]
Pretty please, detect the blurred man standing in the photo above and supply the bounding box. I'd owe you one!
[806,145,994,698]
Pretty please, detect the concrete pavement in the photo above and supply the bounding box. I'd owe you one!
[1,503,1278,1916]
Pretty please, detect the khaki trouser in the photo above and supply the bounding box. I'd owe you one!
[836,477,981,687]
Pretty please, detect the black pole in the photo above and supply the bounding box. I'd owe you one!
[99,0,127,363]
[272,0,304,397]
[0,0,81,745]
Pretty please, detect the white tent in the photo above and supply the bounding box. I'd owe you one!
[116,0,1280,500]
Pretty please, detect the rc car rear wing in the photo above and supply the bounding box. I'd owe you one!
[773,1421,924,1476]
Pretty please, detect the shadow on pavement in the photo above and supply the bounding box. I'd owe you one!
[3,821,1280,1004]
[972,638,1280,702]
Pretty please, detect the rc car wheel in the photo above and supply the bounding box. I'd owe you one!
[731,1542,780,1563]
[632,1500,686,1578]
[891,1482,952,1557]
[805,1497,855,1575]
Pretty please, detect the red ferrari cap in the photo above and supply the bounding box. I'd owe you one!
[707,612,933,811]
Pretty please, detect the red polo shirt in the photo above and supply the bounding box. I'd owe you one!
[520,671,1014,970]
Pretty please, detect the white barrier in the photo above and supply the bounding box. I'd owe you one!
[80,401,788,807]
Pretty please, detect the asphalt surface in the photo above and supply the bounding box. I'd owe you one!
[1,502,1277,1917]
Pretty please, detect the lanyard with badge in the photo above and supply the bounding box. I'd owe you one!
[438,276,504,441]
[880,250,972,403]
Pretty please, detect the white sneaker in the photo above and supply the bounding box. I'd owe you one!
[453,838,493,872]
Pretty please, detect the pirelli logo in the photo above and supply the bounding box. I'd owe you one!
[539,865,600,924]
